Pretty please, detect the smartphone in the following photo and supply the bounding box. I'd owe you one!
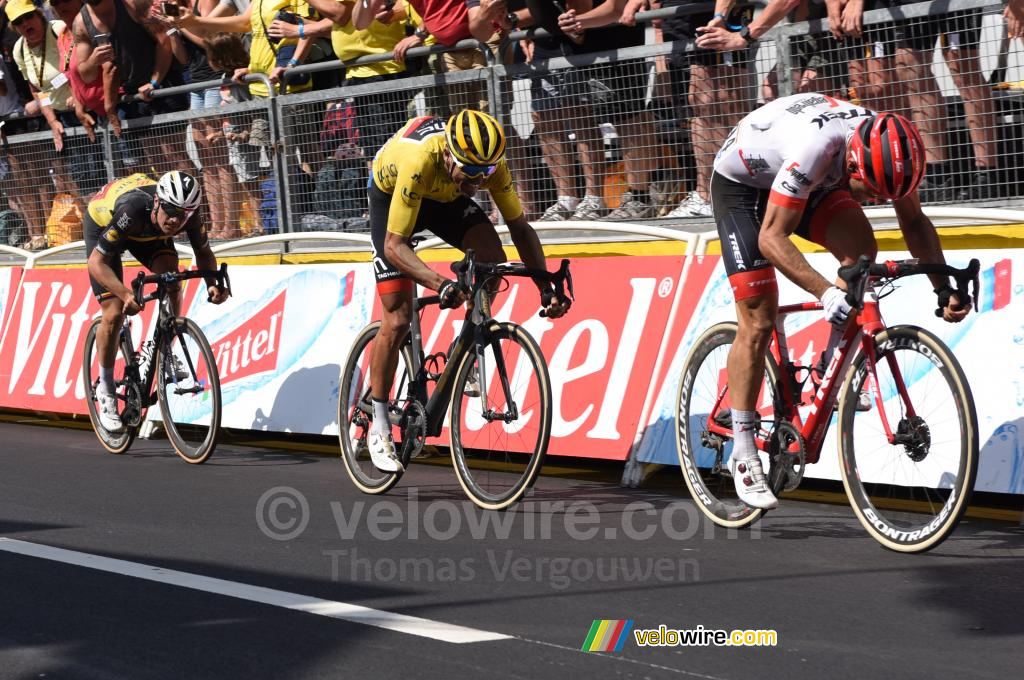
[275,10,300,24]
[93,33,111,46]
[162,2,180,17]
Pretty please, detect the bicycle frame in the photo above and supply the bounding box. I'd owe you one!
[403,287,515,439]
[703,287,919,465]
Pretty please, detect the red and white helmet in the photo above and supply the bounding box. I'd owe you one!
[848,113,926,200]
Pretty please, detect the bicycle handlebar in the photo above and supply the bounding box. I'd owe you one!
[838,256,980,317]
[130,263,231,310]
[450,250,574,317]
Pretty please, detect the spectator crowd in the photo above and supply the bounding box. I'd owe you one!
[0,0,1018,250]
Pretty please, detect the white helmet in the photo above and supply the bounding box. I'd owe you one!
[156,170,202,212]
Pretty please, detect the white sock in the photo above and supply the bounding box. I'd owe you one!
[99,366,115,393]
[371,398,390,435]
[582,193,605,207]
[731,409,759,460]
[557,195,579,209]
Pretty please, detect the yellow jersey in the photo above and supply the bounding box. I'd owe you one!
[371,116,523,237]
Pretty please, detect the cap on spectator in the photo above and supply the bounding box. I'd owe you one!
[5,0,37,22]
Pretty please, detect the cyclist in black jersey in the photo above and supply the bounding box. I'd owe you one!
[84,170,229,432]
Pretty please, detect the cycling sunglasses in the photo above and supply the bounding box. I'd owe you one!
[159,200,194,220]
[451,155,497,180]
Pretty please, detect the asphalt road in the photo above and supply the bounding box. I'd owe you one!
[0,421,1021,680]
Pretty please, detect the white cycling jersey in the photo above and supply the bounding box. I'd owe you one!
[713,93,876,210]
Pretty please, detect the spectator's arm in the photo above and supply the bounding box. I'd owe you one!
[268,16,334,40]
[467,0,507,41]
[709,1,737,27]
[563,0,618,31]
[175,3,253,32]
[696,0,801,51]
[73,14,109,85]
[307,0,355,24]
[353,0,388,30]
[824,0,844,39]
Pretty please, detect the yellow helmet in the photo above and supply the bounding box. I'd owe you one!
[444,109,507,167]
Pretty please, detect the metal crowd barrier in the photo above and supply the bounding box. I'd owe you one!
[0,0,1018,254]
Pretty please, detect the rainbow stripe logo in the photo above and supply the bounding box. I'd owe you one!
[581,620,634,652]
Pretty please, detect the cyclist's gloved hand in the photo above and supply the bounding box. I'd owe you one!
[820,286,852,326]
[438,279,466,309]
[935,284,970,323]
[208,284,230,305]
[539,285,570,319]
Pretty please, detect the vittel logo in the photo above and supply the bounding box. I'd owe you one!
[211,290,285,384]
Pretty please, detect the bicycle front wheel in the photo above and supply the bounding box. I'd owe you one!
[338,322,415,495]
[82,318,138,454]
[839,325,978,552]
[157,318,221,464]
[676,322,782,529]
[450,321,551,510]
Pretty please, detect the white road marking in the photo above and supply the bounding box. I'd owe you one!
[0,538,510,644]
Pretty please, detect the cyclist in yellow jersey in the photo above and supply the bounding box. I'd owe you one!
[84,170,230,433]
[365,109,570,472]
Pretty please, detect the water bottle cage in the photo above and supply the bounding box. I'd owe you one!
[424,352,447,382]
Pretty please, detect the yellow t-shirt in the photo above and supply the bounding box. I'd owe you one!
[248,0,314,97]
[13,21,72,111]
[371,116,523,237]
[331,0,427,80]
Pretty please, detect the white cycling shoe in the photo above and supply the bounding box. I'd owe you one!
[729,455,779,510]
[96,384,125,433]
[368,431,404,473]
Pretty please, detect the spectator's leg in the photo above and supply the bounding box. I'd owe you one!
[945,46,998,199]
[893,43,957,202]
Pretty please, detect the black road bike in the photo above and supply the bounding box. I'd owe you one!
[338,250,573,510]
[83,265,230,464]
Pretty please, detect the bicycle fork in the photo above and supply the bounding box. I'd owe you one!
[473,325,519,424]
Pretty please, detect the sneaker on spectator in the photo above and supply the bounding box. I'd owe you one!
[571,195,607,220]
[603,191,657,220]
[956,168,997,202]
[667,192,713,218]
[539,201,575,221]
[650,177,680,215]
[917,175,956,203]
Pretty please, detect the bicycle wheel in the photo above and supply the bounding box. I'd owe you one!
[839,325,978,552]
[449,321,551,510]
[82,318,139,454]
[338,322,416,494]
[676,322,783,529]
[156,317,221,464]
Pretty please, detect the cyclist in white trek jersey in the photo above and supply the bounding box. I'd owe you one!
[709,93,971,510]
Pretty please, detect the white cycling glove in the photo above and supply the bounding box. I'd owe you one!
[820,286,852,325]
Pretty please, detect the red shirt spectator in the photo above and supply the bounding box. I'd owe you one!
[410,0,471,45]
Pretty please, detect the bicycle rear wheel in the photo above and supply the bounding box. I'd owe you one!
[676,322,783,528]
[82,318,139,454]
[839,325,978,552]
[450,321,551,510]
[338,322,416,494]
[157,318,221,464]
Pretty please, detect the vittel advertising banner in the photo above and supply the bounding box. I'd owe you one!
[0,267,158,414]
[415,255,687,459]
[174,264,373,434]
[635,249,1024,495]
[0,267,21,338]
